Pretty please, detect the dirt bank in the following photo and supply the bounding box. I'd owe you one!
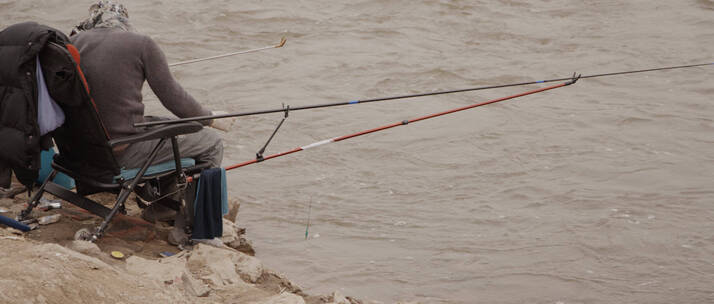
[0,191,370,304]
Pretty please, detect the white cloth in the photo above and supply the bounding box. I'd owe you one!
[36,56,65,135]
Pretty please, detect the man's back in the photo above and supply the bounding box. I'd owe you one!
[71,28,209,139]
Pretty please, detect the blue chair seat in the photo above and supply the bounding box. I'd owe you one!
[116,158,195,181]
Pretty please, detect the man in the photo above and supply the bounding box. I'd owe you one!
[70,1,232,228]
[70,1,231,170]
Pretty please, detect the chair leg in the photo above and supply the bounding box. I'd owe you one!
[89,138,167,242]
[170,136,194,237]
[18,170,58,221]
[183,179,198,235]
[91,187,131,241]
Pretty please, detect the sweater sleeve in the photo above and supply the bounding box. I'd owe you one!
[141,36,212,125]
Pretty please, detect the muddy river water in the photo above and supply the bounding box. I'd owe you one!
[3,0,713,303]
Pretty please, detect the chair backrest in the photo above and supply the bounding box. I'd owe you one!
[39,41,120,186]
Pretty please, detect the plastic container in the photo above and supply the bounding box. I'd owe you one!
[37,198,62,210]
[38,214,61,225]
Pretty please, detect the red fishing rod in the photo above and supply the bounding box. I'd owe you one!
[220,74,580,172]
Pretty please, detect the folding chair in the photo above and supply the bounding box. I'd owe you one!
[18,41,209,242]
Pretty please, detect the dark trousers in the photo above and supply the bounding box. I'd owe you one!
[0,163,10,188]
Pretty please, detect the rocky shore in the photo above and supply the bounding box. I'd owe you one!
[0,191,371,304]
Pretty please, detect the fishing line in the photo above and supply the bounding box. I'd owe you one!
[134,62,712,128]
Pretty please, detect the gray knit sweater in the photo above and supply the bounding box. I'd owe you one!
[70,28,210,138]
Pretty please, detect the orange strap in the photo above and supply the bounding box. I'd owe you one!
[66,43,81,65]
[65,43,112,140]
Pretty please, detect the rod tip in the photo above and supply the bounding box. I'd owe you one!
[277,37,287,48]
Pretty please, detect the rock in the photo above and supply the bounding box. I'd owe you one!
[4,226,23,235]
[67,240,101,258]
[238,236,255,255]
[187,243,244,287]
[187,243,264,286]
[0,241,186,303]
[261,269,303,294]
[0,198,14,207]
[251,292,306,304]
[168,225,189,246]
[331,291,350,304]
[232,250,263,283]
[227,235,256,256]
[125,252,216,298]
[194,237,227,248]
[181,271,210,297]
[222,218,255,255]
[224,198,240,223]
[348,296,367,304]
[126,255,187,283]
[221,219,238,244]
[1,226,22,237]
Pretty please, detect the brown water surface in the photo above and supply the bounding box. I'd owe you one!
[3,1,713,303]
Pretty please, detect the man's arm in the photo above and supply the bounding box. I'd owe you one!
[141,35,212,125]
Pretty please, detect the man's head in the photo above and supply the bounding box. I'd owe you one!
[71,1,133,36]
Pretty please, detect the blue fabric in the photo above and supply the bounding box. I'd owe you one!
[193,168,228,216]
[117,158,195,181]
[38,149,75,189]
[220,168,228,215]
[191,168,227,239]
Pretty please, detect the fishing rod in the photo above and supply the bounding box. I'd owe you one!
[134,62,712,128]
[217,74,580,172]
[182,75,578,183]
[169,37,287,67]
